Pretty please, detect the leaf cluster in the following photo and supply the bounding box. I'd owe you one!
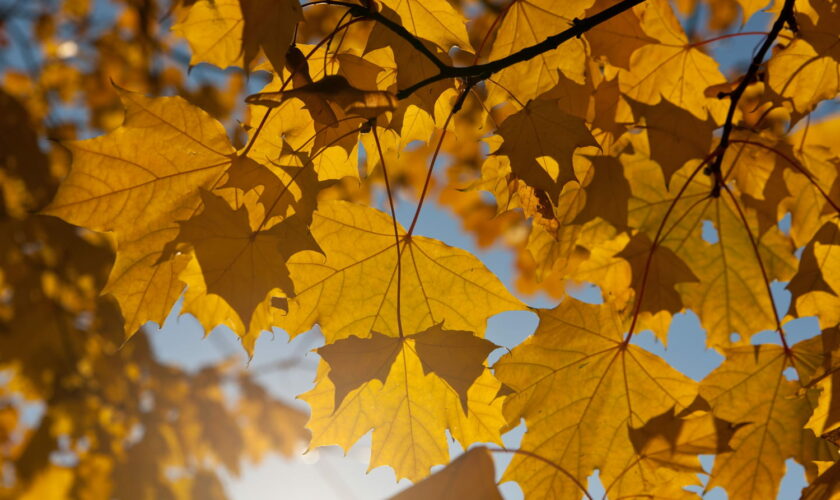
[4,0,840,498]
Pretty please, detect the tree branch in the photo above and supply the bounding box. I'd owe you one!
[397,0,647,98]
[307,0,447,70]
[307,0,647,99]
[706,0,797,197]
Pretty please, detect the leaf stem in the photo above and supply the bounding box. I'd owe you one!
[406,85,473,236]
[623,158,710,343]
[487,447,594,500]
[371,122,405,338]
[688,31,771,48]
[721,184,790,351]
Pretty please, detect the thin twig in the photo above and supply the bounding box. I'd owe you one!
[488,447,594,500]
[305,0,647,100]
[406,84,473,235]
[706,0,797,197]
[371,122,405,338]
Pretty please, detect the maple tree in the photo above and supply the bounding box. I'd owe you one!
[4,0,840,497]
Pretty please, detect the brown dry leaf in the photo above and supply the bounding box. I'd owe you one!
[246,75,398,120]
[171,190,321,326]
[389,447,503,500]
[493,99,598,201]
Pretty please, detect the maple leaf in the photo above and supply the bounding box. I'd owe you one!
[768,0,840,118]
[583,0,656,69]
[617,232,699,320]
[494,299,700,499]
[573,155,632,229]
[302,339,505,481]
[42,88,235,336]
[493,99,599,201]
[169,190,321,326]
[318,324,498,413]
[787,221,840,329]
[239,0,302,74]
[173,0,245,70]
[698,340,833,500]
[484,0,592,107]
[173,0,302,73]
[247,74,398,120]
[619,0,728,122]
[377,0,471,54]
[277,201,526,342]
[627,97,716,187]
[624,141,797,347]
[390,446,503,500]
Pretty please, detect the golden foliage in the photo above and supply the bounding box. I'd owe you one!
[4,0,840,497]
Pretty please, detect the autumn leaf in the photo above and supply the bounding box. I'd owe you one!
[494,299,699,499]
[698,340,833,500]
[318,323,498,413]
[627,96,716,187]
[620,0,728,122]
[390,446,503,500]
[302,338,505,481]
[173,0,302,73]
[484,0,592,107]
[168,190,321,326]
[493,98,599,200]
[768,0,840,118]
[787,221,840,329]
[584,0,656,69]
[378,0,471,54]
[624,141,797,347]
[246,74,398,120]
[42,88,235,336]
[277,201,526,342]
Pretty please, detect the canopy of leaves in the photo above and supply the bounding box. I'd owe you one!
[4,0,840,498]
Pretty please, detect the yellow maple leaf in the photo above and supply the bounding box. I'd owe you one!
[699,342,830,500]
[787,221,840,329]
[620,0,728,122]
[278,201,526,342]
[173,0,302,73]
[302,340,505,481]
[43,88,235,336]
[169,190,321,326]
[494,299,699,499]
[484,0,593,107]
[318,324,498,414]
[583,0,656,69]
[173,0,245,70]
[377,0,471,54]
[624,142,797,347]
[768,0,840,118]
[627,97,717,187]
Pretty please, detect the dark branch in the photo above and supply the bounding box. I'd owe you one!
[396,0,646,99]
[706,0,797,197]
[306,0,647,100]
[307,0,447,70]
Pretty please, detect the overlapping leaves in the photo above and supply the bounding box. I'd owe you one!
[33,0,840,497]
